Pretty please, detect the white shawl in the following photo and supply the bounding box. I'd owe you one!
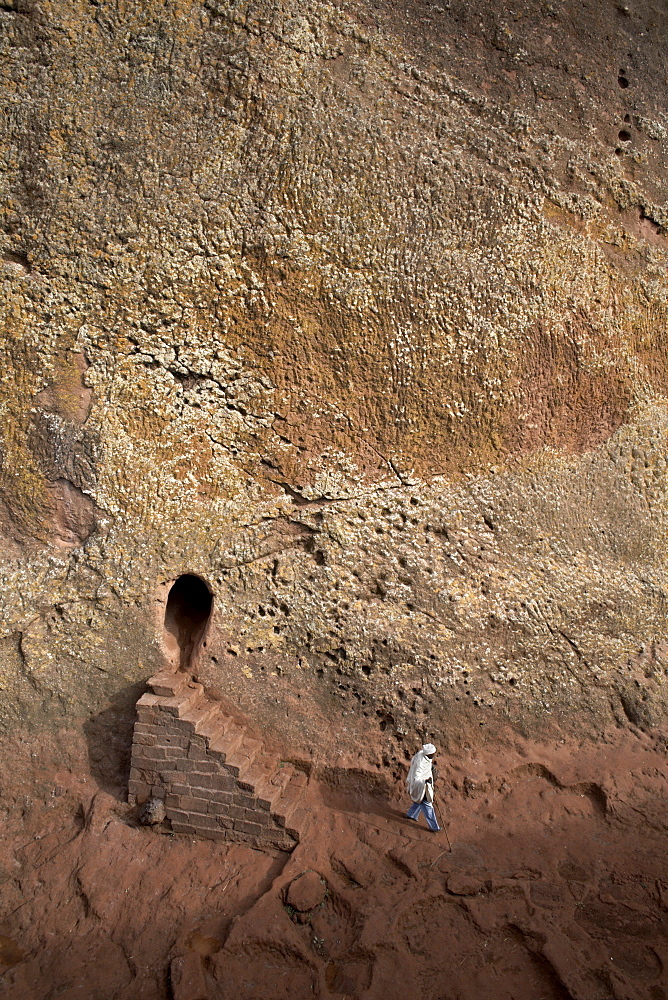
[406,749,434,803]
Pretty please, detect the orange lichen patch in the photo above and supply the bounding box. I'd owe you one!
[35,352,92,425]
[505,320,635,456]
[631,298,668,394]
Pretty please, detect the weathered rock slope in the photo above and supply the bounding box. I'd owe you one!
[0,0,667,764]
[0,726,666,999]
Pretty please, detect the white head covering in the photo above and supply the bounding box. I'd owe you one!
[406,745,436,802]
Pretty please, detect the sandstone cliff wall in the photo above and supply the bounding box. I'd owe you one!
[0,0,667,765]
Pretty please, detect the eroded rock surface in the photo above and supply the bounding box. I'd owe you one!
[286,871,328,912]
[0,0,667,767]
[1,2,667,994]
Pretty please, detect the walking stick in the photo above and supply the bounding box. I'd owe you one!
[434,799,452,851]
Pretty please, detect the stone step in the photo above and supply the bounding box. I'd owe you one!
[208,722,245,761]
[196,715,227,749]
[225,738,262,780]
[274,786,309,838]
[150,681,205,717]
[284,805,309,840]
[179,682,206,713]
[148,671,194,699]
[233,743,268,781]
[272,780,303,830]
[252,753,283,784]
[254,771,293,812]
[245,754,288,805]
[266,763,296,794]
[220,715,247,740]
[288,769,309,789]
[240,735,262,759]
[136,691,195,719]
[178,700,220,733]
[250,763,297,812]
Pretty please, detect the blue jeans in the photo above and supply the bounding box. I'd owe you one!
[407,800,440,831]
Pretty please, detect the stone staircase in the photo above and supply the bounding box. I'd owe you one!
[128,671,309,851]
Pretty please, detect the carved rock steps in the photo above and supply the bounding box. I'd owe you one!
[128,671,308,850]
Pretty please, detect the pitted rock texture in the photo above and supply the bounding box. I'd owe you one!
[0,0,666,762]
[138,796,166,826]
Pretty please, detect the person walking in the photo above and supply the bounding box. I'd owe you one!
[406,742,440,831]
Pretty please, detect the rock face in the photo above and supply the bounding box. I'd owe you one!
[446,874,484,897]
[0,0,667,762]
[137,796,166,826]
[286,871,328,913]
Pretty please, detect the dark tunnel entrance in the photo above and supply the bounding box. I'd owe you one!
[164,574,213,671]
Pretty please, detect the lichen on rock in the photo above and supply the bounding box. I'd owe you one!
[0,0,666,766]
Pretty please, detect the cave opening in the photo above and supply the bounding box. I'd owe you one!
[164,574,213,672]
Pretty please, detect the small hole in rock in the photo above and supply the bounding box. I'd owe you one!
[618,129,632,142]
[618,75,629,88]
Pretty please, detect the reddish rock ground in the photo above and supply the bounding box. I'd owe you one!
[0,726,666,1000]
